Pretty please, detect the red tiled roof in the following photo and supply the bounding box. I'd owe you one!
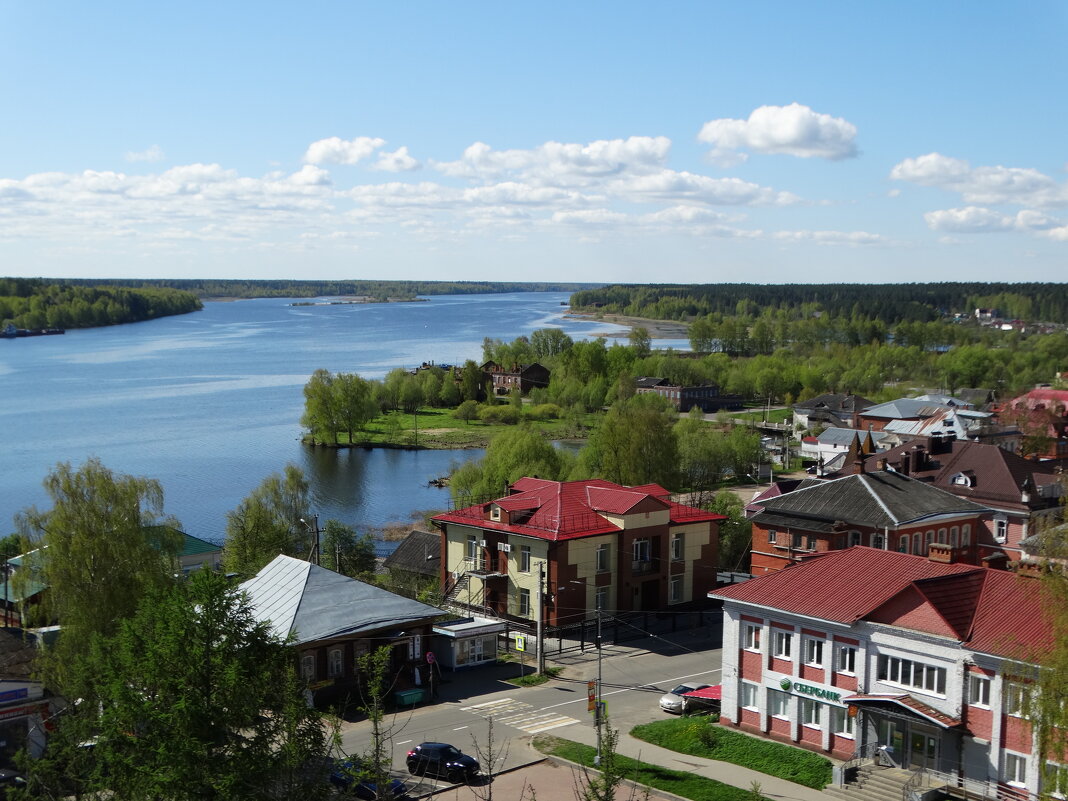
[713,547,1052,660]
[433,477,723,542]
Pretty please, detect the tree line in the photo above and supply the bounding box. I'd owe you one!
[571,282,1068,325]
[0,278,201,330]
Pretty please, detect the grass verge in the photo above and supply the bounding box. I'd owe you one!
[533,734,767,801]
[630,718,832,790]
[507,666,562,687]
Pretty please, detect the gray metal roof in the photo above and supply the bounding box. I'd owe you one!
[754,469,990,529]
[817,428,890,446]
[239,554,442,645]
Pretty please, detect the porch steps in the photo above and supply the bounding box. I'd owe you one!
[444,573,471,604]
[825,764,920,801]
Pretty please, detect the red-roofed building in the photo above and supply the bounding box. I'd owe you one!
[711,547,1054,798]
[432,478,724,627]
[998,388,1068,458]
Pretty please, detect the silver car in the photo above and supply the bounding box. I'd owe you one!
[658,683,711,714]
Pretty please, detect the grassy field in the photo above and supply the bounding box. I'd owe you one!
[533,734,767,801]
[314,407,600,450]
[630,718,832,790]
[729,407,792,424]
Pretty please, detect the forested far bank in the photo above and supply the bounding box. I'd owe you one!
[571,282,1068,325]
[0,278,201,330]
[54,277,602,300]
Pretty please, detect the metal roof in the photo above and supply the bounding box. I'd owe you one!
[239,554,441,645]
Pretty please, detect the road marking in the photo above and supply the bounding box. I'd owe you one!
[397,739,412,745]
[460,697,580,734]
[537,668,723,712]
[453,726,468,731]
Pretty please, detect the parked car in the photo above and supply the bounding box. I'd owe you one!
[329,759,408,799]
[405,743,479,783]
[0,769,26,799]
[658,683,711,714]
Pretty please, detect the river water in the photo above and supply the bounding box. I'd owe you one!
[0,292,627,546]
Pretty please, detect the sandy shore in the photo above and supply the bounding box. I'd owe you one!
[564,312,689,340]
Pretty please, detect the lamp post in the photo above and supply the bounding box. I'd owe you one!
[299,514,320,566]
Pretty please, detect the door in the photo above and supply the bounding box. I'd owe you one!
[641,579,659,611]
[909,732,938,770]
[876,718,905,767]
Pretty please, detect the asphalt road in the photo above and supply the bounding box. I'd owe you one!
[337,632,723,795]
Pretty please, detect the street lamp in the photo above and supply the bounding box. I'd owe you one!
[299,515,320,566]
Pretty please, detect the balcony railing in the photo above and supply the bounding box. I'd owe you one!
[631,559,657,575]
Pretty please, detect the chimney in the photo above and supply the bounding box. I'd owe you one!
[912,444,926,471]
[900,450,912,476]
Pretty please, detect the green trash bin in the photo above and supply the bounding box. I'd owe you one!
[394,688,425,707]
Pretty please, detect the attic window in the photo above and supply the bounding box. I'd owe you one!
[490,506,501,521]
[952,472,976,488]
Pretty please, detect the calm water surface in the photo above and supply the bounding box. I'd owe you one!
[0,293,625,544]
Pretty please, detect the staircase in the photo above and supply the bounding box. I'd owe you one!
[825,764,922,801]
[444,572,471,604]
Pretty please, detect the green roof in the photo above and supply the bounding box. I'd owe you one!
[180,533,222,557]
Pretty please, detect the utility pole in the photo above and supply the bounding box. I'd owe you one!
[536,562,545,675]
[301,514,321,566]
[594,601,603,766]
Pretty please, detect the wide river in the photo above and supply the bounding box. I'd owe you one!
[0,292,630,547]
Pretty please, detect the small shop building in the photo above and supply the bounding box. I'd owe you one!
[430,616,506,670]
[712,547,1056,799]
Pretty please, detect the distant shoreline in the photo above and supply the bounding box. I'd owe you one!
[564,311,690,340]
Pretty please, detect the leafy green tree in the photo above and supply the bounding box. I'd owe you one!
[577,395,678,488]
[675,416,728,504]
[322,519,376,579]
[301,368,340,444]
[530,327,573,359]
[454,399,480,424]
[14,458,183,692]
[223,465,311,577]
[439,371,462,407]
[628,326,652,358]
[460,360,483,402]
[707,490,752,572]
[21,569,331,801]
[334,372,378,443]
[451,427,573,502]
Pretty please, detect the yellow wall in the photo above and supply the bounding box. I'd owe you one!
[600,509,670,530]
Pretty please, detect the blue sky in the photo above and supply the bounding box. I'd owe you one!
[1,1,1066,284]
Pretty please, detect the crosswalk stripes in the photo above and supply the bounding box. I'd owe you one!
[459,697,580,734]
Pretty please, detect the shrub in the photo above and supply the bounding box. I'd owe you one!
[527,403,562,420]
[478,405,521,425]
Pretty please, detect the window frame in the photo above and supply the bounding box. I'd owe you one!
[1004,681,1029,718]
[595,543,610,573]
[743,623,761,652]
[876,654,947,696]
[837,644,857,675]
[328,647,344,678]
[831,705,855,738]
[595,585,609,611]
[741,682,759,710]
[804,637,824,667]
[773,630,793,660]
[300,653,316,682]
[968,674,991,708]
[519,544,531,573]
[800,698,822,729]
[769,689,790,719]
[518,587,531,617]
[671,533,684,561]
[669,576,683,604]
[1005,752,1028,788]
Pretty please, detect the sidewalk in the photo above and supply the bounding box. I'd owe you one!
[558,724,833,801]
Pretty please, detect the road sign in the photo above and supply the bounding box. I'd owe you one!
[514,634,526,652]
[587,680,596,712]
[426,651,436,665]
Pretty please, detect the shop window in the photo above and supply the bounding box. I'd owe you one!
[968,674,991,707]
[741,682,759,710]
[831,706,855,738]
[769,689,790,719]
[328,648,343,677]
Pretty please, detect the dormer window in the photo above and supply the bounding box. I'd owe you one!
[952,471,977,488]
[490,505,502,521]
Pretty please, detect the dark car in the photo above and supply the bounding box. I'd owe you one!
[329,759,407,799]
[405,742,479,783]
[0,769,27,799]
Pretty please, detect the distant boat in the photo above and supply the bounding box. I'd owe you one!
[1,324,65,339]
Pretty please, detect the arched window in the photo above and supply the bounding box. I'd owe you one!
[925,530,935,555]
[961,524,971,546]
[898,535,910,553]
[913,532,922,553]
[937,528,948,544]
[950,526,959,548]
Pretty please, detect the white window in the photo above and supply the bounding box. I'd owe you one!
[801,698,822,728]
[1045,762,1068,799]
[1005,753,1028,788]
[805,637,824,667]
[633,538,651,567]
[466,534,478,561]
[743,623,761,651]
[520,544,531,572]
[995,518,1008,543]
[831,706,855,738]
[671,533,684,561]
[741,682,759,710]
[837,644,857,674]
[950,526,960,547]
[669,576,682,604]
[898,535,909,553]
[773,630,793,659]
[328,648,343,677]
[769,689,790,719]
[768,529,778,544]
[968,674,991,707]
[596,543,610,572]
[961,524,971,546]
[300,653,316,682]
[595,585,609,611]
[518,588,531,617]
[877,655,947,695]
[1005,681,1029,717]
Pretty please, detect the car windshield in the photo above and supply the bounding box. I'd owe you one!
[670,684,694,695]
[443,746,461,758]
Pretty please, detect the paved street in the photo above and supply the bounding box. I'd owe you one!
[336,624,722,795]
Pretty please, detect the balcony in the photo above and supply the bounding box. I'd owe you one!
[631,559,659,575]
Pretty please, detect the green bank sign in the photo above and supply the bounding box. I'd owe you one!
[779,677,841,703]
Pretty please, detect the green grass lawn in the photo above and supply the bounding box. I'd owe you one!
[730,408,792,424]
[630,718,832,790]
[533,735,767,801]
[316,407,600,449]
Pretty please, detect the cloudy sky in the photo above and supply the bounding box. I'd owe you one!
[1,2,1065,283]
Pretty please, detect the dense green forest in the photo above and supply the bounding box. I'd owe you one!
[0,278,202,330]
[58,278,600,300]
[571,283,1068,325]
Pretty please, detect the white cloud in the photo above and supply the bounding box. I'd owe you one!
[433,136,671,185]
[303,136,386,165]
[125,145,165,163]
[891,153,1068,207]
[373,146,420,172]
[772,229,886,245]
[698,103,858,163]
[616,170,799,206]
[924,206,1015,233]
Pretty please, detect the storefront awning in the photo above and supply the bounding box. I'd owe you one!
[683,685,722,701]
[841,693,963,729]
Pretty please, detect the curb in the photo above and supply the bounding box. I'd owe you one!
[410,757,548,799]
[540,753,685,801]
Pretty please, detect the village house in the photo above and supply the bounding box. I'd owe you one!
[747,466,990,575]
[712,547,1057,799]
[860,435,1064,564]
[998,388,1068,459]
[634,377,742,413]
[480,361,551,396]
[239,554,442,707]
[792,393,876,432]
[432,478,723,627]
[0,628,49,765]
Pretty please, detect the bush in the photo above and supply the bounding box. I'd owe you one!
[631,718,832,789]
[478,405,522,425]
[527,403,562,421]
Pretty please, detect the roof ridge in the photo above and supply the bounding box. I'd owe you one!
[858,473,898,525]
